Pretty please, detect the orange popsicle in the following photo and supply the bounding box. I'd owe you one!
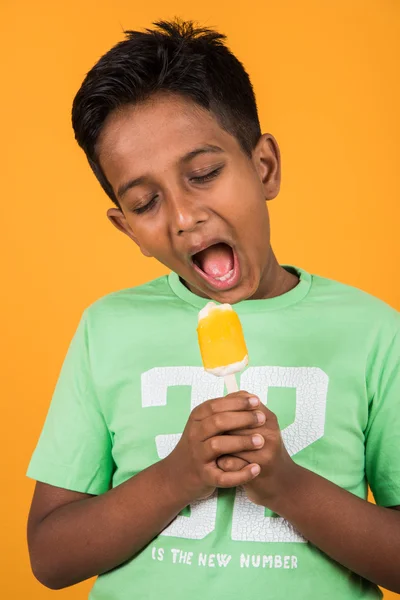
[197,302,248,392]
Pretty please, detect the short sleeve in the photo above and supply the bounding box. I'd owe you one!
[27,311,113,495]
[365,328,400,507]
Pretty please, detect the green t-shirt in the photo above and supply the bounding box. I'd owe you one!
[27,267,400,599]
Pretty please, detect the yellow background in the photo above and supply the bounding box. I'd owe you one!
[1,0,399,597]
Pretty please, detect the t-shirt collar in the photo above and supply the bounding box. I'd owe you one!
[168,265,312,313]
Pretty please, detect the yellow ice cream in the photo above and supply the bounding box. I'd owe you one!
[197,302,248,376]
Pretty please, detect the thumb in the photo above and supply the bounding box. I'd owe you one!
[217,455,249,472]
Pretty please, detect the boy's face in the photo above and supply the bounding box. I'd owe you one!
[98,93,281,304]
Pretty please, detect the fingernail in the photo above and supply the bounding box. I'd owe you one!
[252,434,264,446]
[256,411,266,424]
[248,396,259,407]
[251,464,261,475]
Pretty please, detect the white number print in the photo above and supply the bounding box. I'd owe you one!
[232,367,328,542]
[142,367,223,540]
[141,366,328,542]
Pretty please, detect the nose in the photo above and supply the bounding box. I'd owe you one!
[168,188,209,235]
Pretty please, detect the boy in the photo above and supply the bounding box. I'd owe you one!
[27,20,400,599]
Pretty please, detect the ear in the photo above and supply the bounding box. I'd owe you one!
[107,208,153,257]
[253,134,281,200]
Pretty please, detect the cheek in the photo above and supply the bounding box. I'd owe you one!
[230,186,267,226]
[224,167,266,212]
[127,215,163,242]
[129,219,179,265]
[228,180,270,256]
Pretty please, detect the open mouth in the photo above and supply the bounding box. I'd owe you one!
[191,242,240,291]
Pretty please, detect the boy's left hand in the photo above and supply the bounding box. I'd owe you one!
[217,402,295,507]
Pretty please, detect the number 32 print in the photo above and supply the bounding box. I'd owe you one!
[142,366,328,543]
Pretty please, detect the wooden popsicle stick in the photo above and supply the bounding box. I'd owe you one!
[224,373,239,394]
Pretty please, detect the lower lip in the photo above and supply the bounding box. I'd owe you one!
[192,248,241,291]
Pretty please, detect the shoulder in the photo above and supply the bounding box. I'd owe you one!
[83,275,175,321]
[73,275,183,353]
[309,272,399,334]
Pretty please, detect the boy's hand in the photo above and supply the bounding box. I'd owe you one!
[164,392,265,503]
[217,403,295,507]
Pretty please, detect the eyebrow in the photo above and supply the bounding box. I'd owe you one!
[117,144,225,199]
[181,144,224,163]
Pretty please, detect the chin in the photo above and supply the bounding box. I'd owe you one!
[207,283,254,305]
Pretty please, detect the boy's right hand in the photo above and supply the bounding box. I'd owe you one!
[164,392,265,503]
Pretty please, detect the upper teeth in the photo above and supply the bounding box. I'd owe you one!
[214,268,234,282]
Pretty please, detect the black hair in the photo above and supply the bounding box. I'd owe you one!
[72,19,262,206]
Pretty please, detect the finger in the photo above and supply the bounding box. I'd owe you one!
[232,410,280,438]
[228,427,258,436]
[204,434,264,461]
[191,393,260,421]
[230,450,263,464]
[213,463,261,488]
[217,456,249,472]
[251,403,279,427]
[199,410,266,440]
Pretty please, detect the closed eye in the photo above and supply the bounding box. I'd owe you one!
[132,165,224,215]
[190,166,224,184]
[133,195,159,215]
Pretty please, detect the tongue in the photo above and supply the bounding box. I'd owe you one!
[195,243,234,278]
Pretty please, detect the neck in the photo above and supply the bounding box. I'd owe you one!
[250,252,299,300]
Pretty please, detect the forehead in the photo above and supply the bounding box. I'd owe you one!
[97,94,239,174]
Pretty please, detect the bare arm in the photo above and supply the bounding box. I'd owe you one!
[28,459,188,590]
[28,393,264,589]
[271,464,400,593]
